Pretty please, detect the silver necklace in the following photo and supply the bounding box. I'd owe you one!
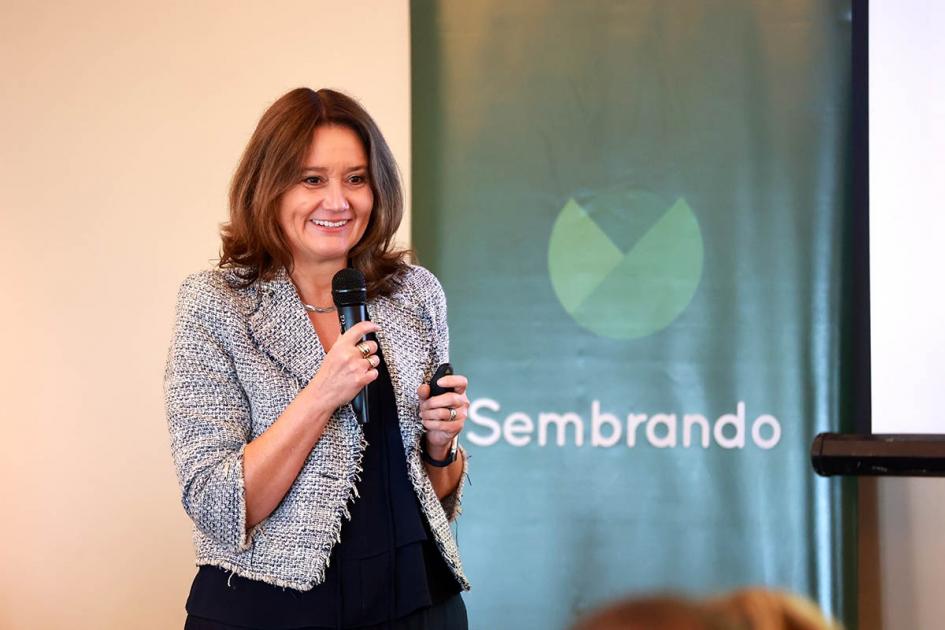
[302,303,336,313]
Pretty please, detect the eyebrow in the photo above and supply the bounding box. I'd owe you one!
[301,165,368,173]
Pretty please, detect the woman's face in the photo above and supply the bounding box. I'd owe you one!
[278,124,374,270]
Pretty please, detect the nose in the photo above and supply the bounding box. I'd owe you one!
[322,180,350,212]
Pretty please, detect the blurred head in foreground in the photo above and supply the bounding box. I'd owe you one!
[571,589,842,630]
[706,588,843,630]
[571,595,733,630]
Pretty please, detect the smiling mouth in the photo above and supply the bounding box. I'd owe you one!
[310,219,350,228]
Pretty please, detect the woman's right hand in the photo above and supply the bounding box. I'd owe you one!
[242,320,380,530]
[303,320,381,414]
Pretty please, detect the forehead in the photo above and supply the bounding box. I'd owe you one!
[303,124,367,166]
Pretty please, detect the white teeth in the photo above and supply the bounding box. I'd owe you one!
[311,219,349,228]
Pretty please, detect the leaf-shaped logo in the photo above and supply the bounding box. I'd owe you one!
[548,189,703,339]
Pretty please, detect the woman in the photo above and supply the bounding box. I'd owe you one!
[165,88,470,629]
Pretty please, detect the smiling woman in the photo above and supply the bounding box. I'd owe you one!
[220,88,406,297]
[165,88,471,629]
[277,125,375,276]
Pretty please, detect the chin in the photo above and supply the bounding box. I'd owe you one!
[304,247,353,265]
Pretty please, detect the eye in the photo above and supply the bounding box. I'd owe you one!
[348,174,368,185]
[303,175,324,186]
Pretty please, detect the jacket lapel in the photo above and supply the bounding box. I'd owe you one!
[245,269,429,442]
[371,294,428,449]
[247,268,325,387]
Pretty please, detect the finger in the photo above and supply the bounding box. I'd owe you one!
[341,321,379,341]
[417,383,431,401]
[366,355,380,369]
[351,341,377,359]
[435,374,468,394]
[358,368,379,387]
[419,406,467,423]
[425,392,468,411]
[419,407,449,422]
[421,417,465,434]
[354,340,377,354]
[352,340,379,357]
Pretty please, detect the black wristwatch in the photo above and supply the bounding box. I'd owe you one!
[421,436,459,467]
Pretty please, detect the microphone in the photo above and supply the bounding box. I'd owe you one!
[332,268,371,425]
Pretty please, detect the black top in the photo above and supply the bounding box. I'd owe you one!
[186,351,460,629]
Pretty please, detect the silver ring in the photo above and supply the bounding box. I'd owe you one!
[448,407,457,422]
[356,342,371,359]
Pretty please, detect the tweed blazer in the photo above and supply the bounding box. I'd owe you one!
[165,264,469,591]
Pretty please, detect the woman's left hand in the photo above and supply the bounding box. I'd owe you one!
[417,374,469,458]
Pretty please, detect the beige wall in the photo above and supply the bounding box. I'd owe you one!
[859,478,945,630]
[0,2,409,628]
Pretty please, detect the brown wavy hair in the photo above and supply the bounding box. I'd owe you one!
[219,88,410,296]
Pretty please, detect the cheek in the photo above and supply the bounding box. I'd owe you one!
[355,215,372,241]
[275,207,291,236]
[277,192,300,227]
[357,191,374,225]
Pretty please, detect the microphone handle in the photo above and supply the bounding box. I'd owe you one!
[337,303,372,424]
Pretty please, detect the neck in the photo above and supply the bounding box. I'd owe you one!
[289,258,347,307]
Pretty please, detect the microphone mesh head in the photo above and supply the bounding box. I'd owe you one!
[332,268,367,306]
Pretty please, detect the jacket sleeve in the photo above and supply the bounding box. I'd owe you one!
[419,267,467,521]
[425,267,450,369]
[164,274,255,551]
[439,445,469,521]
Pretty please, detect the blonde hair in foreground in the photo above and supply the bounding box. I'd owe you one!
[707,588,844,630]
[571,589,843,630]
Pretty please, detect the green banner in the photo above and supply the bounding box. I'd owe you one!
[411,2,855,628]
